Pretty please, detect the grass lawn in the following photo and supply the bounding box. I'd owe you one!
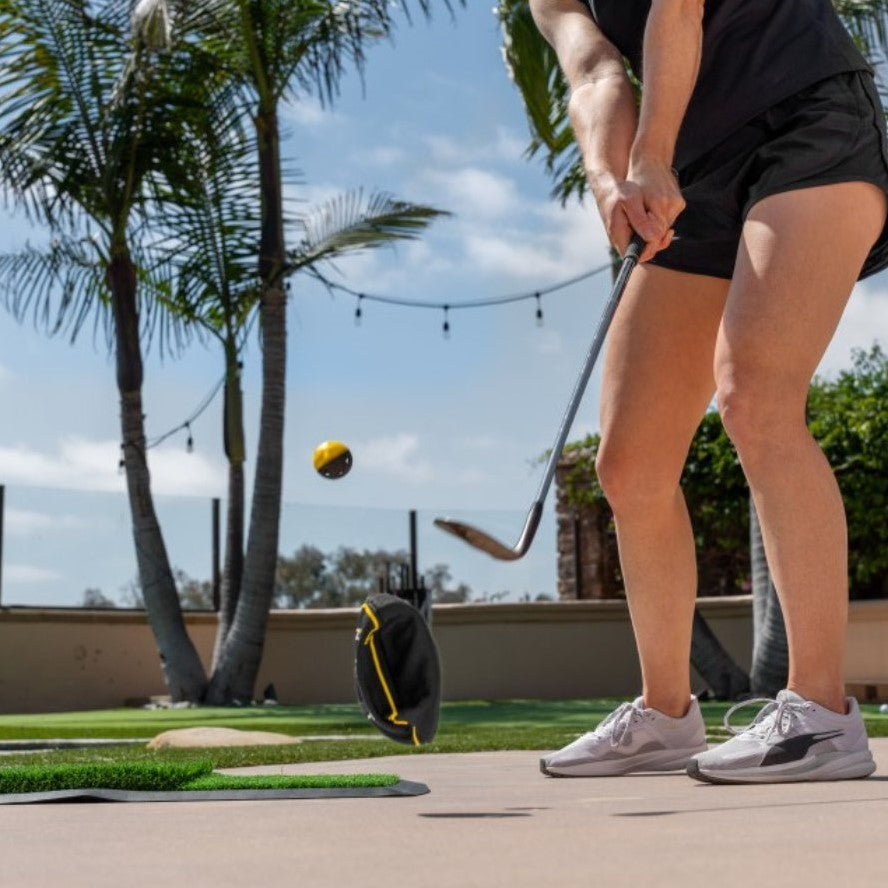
[0,699,884,773]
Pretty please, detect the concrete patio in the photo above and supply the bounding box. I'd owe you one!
[1,741,887,887]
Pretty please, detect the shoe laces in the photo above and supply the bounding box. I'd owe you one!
[595,702,645,748]
[723,696,809,741]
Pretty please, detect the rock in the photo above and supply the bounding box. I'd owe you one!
[147,727,302,749]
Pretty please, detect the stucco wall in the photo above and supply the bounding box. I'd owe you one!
[0,597,885,713]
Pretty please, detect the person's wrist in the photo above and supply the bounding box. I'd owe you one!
[628,148,680,184]
[585,166,620,197]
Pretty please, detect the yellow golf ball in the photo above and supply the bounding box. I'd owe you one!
[313,440,353,479]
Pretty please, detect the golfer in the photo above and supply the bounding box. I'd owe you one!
[535,0,887,783]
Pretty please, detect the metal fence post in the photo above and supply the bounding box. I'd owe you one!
[211,497,221,612]
[409,509,418,590]
[573,512,583,599]
[0,484,4,606]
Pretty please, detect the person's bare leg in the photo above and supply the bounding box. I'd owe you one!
[597,262,729,717]
[715,181,888,714]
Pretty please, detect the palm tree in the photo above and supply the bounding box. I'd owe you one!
[157,118,447,680]
[165,0,463,703]
[0,1,456,703]
[749,500,789,695]
[0,0,224,699]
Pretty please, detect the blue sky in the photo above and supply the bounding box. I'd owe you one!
[1,4,887,606]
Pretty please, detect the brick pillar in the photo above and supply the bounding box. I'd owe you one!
[555,449,621,600]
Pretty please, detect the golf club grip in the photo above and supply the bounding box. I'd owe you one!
[532,232,646,505]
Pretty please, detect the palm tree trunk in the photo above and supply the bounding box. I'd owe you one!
[749,498,788,695]
[206,107,286,703]
[690,608,750,699]
[109,250,207,701]
[211,345,246,671]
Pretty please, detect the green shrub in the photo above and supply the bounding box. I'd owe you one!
[560,345,888,599]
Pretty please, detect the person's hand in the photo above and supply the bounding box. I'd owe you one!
[589,157,685,263]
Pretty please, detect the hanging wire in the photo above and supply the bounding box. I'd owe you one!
[312,262,612,317]
[146,375,225,450]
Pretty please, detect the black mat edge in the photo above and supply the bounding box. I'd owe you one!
[0,779,429,804]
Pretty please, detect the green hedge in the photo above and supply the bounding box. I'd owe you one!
[561,345,888,599]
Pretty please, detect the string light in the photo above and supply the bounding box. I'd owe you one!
[145,375,224,451]
[312,262,613,338]
[119,374,226,469]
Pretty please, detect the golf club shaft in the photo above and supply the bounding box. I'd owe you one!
[530,233,646,508]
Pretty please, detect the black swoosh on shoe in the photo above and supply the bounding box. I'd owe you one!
[760,730,845,766]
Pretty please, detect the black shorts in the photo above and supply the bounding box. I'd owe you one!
[648,70,888,281]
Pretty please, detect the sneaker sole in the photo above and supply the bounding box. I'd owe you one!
[687,749,877,785]
[540,746,707,778]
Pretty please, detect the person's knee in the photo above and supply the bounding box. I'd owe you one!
[595,438,682,514]
[716,371,803,465]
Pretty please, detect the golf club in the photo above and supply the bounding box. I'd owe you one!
[434,231,647,560]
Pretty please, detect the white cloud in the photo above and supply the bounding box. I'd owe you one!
[6,509,86,537]
[281,96,344,129]
[353,433,432,483]
[423,127,527,167]
[421,167,523,220]
[0,438,225,496]
[364,146,408,167]
[453,467,490,485]
[5,564,61,584]
[455,434,501,452]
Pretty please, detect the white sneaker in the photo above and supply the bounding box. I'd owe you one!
[540,696,708,777]
[688,689,876,784]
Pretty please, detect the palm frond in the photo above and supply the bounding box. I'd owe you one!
[0,235,109,345]
[288,188,448,272]
[0,233,193,355]
[496,0,587,204]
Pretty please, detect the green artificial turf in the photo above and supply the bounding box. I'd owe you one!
[0,761,213,794]
[0,760,400,795]
[0,699,883,776]
[183,773,400,791]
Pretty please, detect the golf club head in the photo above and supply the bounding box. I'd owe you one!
[433,518,524,561]
[433,502,543,562]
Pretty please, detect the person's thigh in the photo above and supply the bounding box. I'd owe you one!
[715,181,888,413]
[598,262,729,498]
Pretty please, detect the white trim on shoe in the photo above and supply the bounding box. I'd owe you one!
[688,748,876,784]
[543,745,705,778]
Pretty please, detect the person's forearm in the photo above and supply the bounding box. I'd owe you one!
[632,0,704,165]
[569,74,638,190]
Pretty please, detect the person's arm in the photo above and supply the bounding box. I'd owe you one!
[530,0,683,259]
[529,0,637,201]
[632,0,704,168]
[616,0,702,259]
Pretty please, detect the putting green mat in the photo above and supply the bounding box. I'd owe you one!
[0,761,428,803]
[0,780,429,804]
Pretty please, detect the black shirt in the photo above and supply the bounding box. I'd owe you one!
[586,0,873,170]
